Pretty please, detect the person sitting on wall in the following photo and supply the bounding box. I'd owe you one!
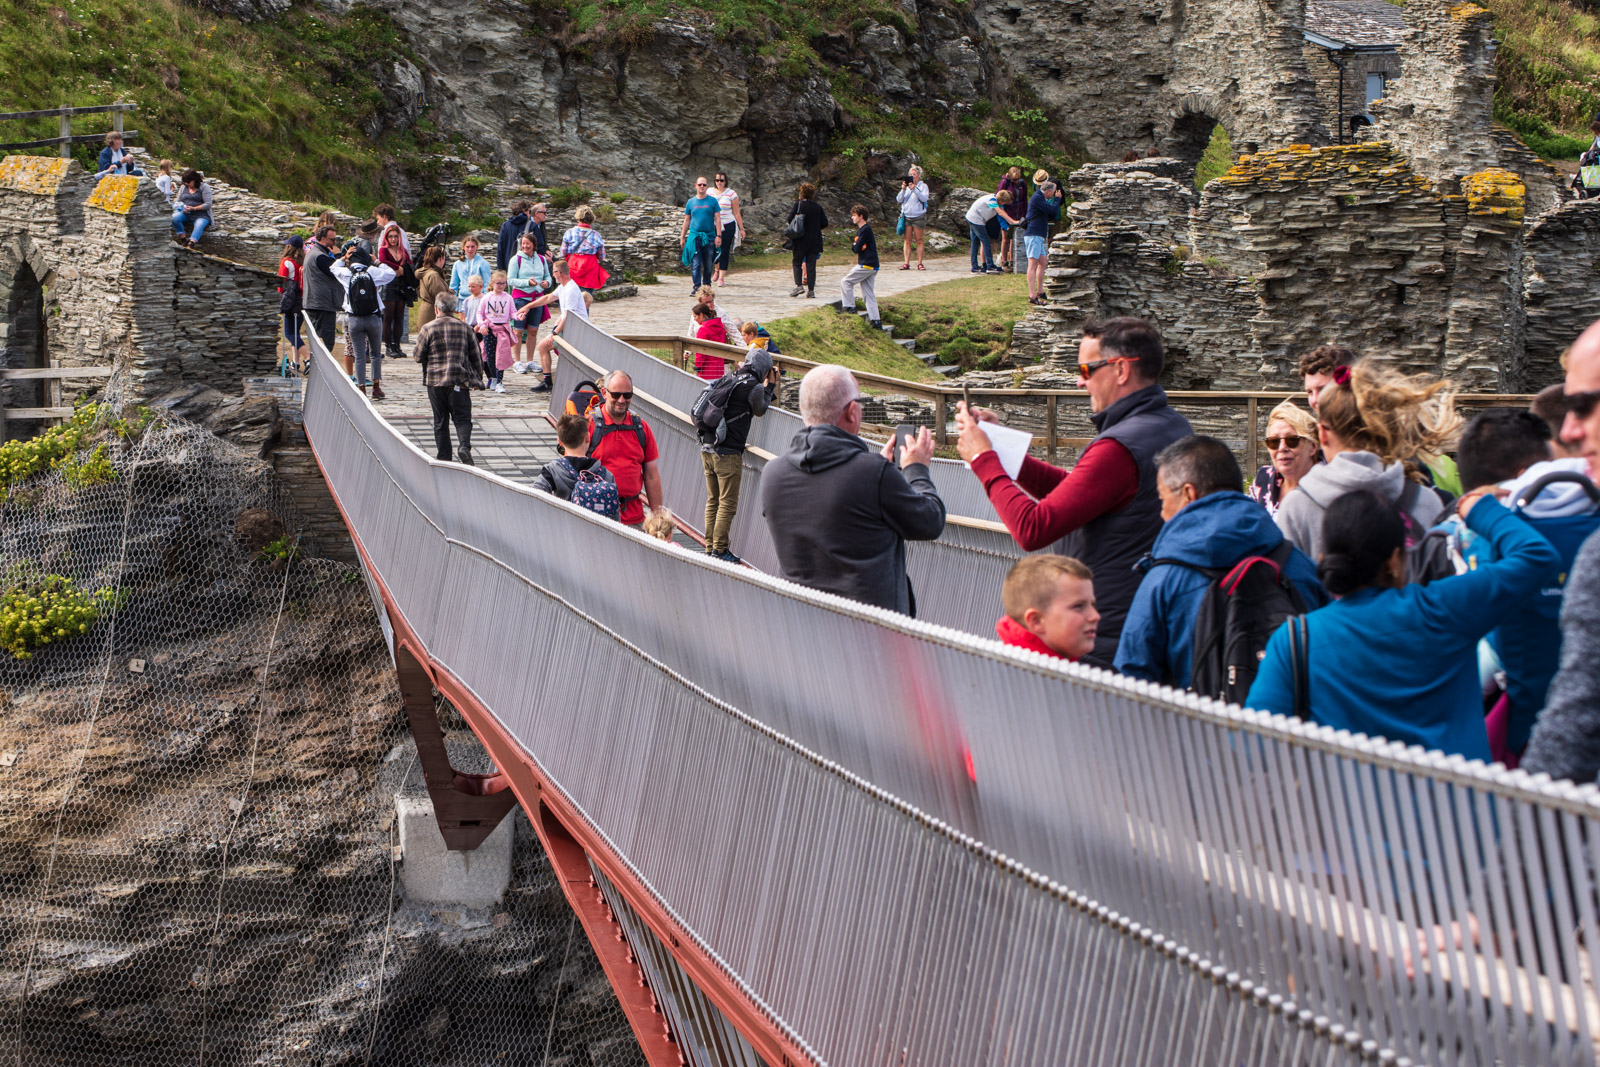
[995,555,1100,662]
[171,169,213,247]
[95,130,142,177]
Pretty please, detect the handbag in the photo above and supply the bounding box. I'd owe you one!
[783,205,806,245]
[1582,164,1600,190]
[896,215,907,236]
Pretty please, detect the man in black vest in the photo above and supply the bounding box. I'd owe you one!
[956,316,1192,667]
[301,225,345,354]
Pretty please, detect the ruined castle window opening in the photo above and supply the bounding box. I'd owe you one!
[1365,72,1386,108]
[1069,11,1085,25]
[2,263,48,436]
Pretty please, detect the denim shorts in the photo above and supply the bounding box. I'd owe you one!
[1025,235,1048,260]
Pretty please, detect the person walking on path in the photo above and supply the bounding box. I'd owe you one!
[680,177,722,293]
[996,166,1028,272]
[699,347,778,563]
[475,271,517,393]
[415,289,483,465]
[377,225,413,359]
[458,274,496,390]
[897,165,930,270]
[415,245,449,330]
[450,236,493,305]
[508,232,553,368]
[711,172,745,287]
[524,258,590,394]
[561,206,609,290]
[301,225,344,355]
[996,555,1100,662]
[536,414,618,513]
[692,302,730,381]
[277,236,307,374]
[956,316,1192,667]
[838,204,881,327]
[496,201,533,271]
[1247,488,1558,761]
[762,364,946,614]
[374,203,410,256]
[171,169,213,246]
[1519,319,1600,781]
[588,370,663,528]
[786,183,828,299]
[1022,180,1063,304]
[330,245,396,399]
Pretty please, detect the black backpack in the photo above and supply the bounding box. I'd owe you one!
[1397,480,1455,585]
[1152,540,1307,704]
[691,371,745,445]
[347,264,381,316]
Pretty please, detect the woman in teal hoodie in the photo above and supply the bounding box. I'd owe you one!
[1247,488,1559,760]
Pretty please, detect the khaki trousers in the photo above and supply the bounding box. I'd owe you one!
[701,452,743,554]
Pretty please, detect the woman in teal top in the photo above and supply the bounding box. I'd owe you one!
[1247,487,1559,760]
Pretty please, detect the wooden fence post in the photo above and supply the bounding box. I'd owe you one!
[1246,396,1259,477]
[112,104,124,138]
[58,104,70,159]
[1046,394,1058,465]
[933,393,948,448]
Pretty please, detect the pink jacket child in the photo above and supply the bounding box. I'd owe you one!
[476,283,517,371]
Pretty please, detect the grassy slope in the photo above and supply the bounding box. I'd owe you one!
[1488,0,1600,157]
[762,310,944,383]
[0,0,414,210]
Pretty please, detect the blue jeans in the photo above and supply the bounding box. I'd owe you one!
[969,222,993,271]
[689,233,717,289]
[172,207,210,242]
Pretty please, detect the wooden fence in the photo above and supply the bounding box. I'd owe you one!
[0,102,138,155]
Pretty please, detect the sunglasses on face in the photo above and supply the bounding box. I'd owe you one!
[608,390,634,401]
[714,178,727,183]
[1265,435,1306,450]
[1566,388,1600,419]
[1077,357,1133,379]
[696,183,708,188]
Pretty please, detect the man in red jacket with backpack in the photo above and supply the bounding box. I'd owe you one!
[588,370,662,528]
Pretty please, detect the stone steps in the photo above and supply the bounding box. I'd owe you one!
[894,339,917,351]
[915,353,939,365]
[929,365,961,377]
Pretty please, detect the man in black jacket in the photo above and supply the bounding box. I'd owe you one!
[496,201,532,271]
[701,348,778,563]
[301,225,344,353]
[761,364,946,615]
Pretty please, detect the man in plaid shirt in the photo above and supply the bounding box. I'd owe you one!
[415,289,484,465]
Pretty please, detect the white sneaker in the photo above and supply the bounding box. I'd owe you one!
[511,361,528,374]
[491,380,505,393]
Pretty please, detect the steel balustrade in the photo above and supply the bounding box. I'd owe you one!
[302,313,1600,1067]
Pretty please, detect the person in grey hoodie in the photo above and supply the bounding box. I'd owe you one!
[761,364,946,615]
[1275,359,1456,560]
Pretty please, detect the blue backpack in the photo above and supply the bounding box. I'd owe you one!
[565,459,619,521]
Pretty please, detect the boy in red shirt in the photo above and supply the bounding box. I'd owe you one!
[995,555,1099,661]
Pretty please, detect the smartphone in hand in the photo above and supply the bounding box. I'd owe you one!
[893,422,917,460]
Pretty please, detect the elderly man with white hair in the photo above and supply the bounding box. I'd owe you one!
[761,364,946,615]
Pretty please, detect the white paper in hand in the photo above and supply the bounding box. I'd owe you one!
[975,421,1033,480]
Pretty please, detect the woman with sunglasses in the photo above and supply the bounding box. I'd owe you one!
[1248,401,1320,516]
[710,173,744,287]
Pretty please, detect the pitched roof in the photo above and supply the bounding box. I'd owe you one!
[1305,0,1406,49]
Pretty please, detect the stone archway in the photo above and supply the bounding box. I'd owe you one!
[0,237,54,440]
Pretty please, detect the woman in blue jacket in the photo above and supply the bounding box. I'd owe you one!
[95,130,142,177]
[1246,488,1559,760]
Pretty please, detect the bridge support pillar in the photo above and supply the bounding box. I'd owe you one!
[395,794,514,908]
[394,643,519,851]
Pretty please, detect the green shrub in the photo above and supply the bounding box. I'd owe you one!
[609,191,629,203]
[593,202,617,222]
[547,183,591,209]
[463,174,493,189]
[0,404,100,496]
[0,570,119,659]
[1195,123,1233,191]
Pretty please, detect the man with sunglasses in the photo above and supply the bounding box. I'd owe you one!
[586,370,662,527]
[679,177,723,293]
[956,316,1191,667]
[1522,320,1600,783]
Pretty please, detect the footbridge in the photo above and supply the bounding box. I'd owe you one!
[301,315,1600,1067]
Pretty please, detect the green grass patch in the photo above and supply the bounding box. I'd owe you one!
[876,274,1030,373]
[1488,0,1600,158]
[0,0,418,212]
[1195,123,1234,191]
[546,182,591,209]
[762,310,944,383]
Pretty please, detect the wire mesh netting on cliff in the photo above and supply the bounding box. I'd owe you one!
[0,411,645,1067]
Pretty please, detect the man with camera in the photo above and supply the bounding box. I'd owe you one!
[896,165,930,270]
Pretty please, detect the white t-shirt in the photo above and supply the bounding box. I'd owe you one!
[155,173,177,201]
[557,279,589,321]
[965,195,1001,226]
[717,187,739,227]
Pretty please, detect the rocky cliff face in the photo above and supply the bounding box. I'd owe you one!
[0,416,640,1066]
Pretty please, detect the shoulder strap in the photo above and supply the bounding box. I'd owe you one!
[1147,557,1226,581]
[1289,616,1311,720]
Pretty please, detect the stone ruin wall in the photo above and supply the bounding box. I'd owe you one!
[0,156,283,430]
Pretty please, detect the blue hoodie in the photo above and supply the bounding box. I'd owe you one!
[1115,491,1327,689]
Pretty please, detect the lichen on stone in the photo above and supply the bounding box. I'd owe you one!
[87,174,141,215]
[1461,167,1526,221]
[0,155,72,196]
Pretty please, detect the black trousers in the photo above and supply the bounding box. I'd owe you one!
[383,300,407,349]
[791,250,818,291]
[428,384,472,462]
[306,309,337,351]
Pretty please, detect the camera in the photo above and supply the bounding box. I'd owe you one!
[901,175,916,186]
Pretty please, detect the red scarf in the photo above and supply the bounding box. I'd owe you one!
[995,615,1070,660]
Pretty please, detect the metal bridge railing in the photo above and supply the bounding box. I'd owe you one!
[302,313,1600,1067]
